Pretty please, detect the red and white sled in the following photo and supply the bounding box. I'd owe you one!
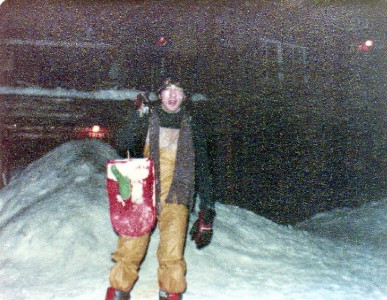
[106,157,156,237]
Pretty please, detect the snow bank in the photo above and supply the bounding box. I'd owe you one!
[296,199,387,250]
[0,140,385,299]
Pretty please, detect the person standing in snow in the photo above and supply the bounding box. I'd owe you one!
[106,78,216,300]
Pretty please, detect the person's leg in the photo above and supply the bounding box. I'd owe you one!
[157,204,189,295]
[108,233,150,293]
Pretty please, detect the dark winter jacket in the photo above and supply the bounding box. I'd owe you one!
[113,105,215,212]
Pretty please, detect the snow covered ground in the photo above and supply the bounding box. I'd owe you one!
[0,140,385,300]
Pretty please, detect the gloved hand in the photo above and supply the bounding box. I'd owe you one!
[190,209,216,249]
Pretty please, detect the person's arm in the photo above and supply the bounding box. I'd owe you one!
[112,111,148,158]
[192,118,215,210]
[190,118,216,249]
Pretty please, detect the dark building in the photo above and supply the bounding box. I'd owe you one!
[1,0,386,222]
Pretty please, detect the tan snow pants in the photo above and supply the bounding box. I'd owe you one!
[109,203,189,293]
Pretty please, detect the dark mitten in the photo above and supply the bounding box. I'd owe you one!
[190,209,216,249]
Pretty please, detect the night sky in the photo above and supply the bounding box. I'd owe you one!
[0,0,386,224]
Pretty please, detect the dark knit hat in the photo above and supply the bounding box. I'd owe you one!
[157,78,183,94]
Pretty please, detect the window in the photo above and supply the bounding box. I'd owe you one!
[260,38,308,84]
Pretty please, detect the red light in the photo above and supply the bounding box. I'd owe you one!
[88,125,106,138]
[155,36,167,46]
[357,40,374,52]
[91,125,100,133]
[75,125,107,139]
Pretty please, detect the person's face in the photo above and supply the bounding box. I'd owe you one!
[160,84,185,113]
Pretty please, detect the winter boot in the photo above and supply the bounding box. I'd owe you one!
[105,287,130,300]
[159,290,182,300]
